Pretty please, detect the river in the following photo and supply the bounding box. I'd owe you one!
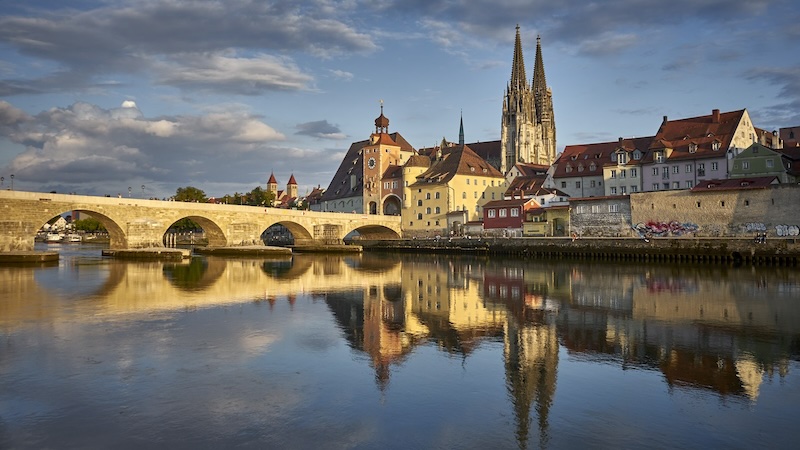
[1,243,799,449]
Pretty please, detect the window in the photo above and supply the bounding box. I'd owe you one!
[576,205,587,214]
[466,179,470,185]
[672,165,679,174]
[561,181,567,188]
[426,192,431,199]
[686,181,693,188]
[631,186,638,193]
[510,208,519,217]
[686,164,692,173]
[492,192,496,199]
[653,183,660,191]
[393,181,398,188]
[462,192,466,199]
[576,181,581,188]
[743,161,750,170]
[611,187,617,194]
[696,201,701,208]
[618,153,628,164]
[590,180,596,187]
[620,186,627,194]
[499,209,507,218]
[435,192,440,199]
[578,164,584,172]
[655,152,664,163]
[711,162,718,171]
[631,168,637,177]
[620,169,626,179]
[417,199,422,206]
[425,207,431,214]
[652,168,659,176]
[565,165,572,173]
[591,205,601,213]
[611,170,617,179]
[589,163,596,171]
[672,181,679,189]
[417,213,422,220]
[663,182,669,190]
[609,204,619,213]
[744,199,750,206]
[633,150,642,160]
[720,201,726,207]
[435,207,440,214]
[766,159,774,168]
[488,209,496,218]
[712,141,721,151]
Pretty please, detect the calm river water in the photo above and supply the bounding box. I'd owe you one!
[1,243,799,449]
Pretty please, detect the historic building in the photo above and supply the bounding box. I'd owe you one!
[500,26,556,173]
[403,143,506,235]
[315,105,416,214]
[266,172,300,208]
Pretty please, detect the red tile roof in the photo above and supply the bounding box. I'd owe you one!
[642,109,745,163]
[411,144,503,186]
[553,137,652,178]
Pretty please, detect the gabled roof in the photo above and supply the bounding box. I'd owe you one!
[643,109,745,163]
[690,176,778,192]
[513,162,550,177]
[553,137,652,178]
[382,165,402,180]
[505,175,568,197]
[405,154,431,168]
[267,172,278,184]
[411,144,503,186]
[287,174,297,185]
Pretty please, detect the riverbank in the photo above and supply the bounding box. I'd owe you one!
[359,236,800,266]
[0,251,59,264]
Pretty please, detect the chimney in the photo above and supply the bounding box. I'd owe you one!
[618,137,623,143]
[712,109,720,123]
[662,115,668,124]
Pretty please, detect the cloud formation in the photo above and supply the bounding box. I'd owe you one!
[295,120,347,140]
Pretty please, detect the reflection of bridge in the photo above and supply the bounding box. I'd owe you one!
[0,190,401,251]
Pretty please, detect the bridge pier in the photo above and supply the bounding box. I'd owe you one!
[0,221,39,252]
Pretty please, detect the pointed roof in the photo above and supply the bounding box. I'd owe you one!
[287,173,297,185]
[459,113,465,146]
[531,36,547,99]
[267,172,278,184]
[510,25,528,92]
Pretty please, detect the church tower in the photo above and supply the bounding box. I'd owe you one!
[267,172,278,196]
[500,26,556,173]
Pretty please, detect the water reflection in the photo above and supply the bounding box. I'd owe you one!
[1,250,799,448]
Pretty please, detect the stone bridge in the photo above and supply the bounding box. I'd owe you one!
[0,190,402,252]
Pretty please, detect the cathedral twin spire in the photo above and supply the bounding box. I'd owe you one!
[501,25,556,173]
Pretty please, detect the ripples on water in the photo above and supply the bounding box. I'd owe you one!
[1,244,799,449]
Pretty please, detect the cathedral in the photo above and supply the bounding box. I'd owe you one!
[500,26,557,173]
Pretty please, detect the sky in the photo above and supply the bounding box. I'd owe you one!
[1,0,798,200]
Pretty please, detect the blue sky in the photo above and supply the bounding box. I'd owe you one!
[1,0,798,199]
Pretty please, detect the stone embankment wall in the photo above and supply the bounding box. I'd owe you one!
[361,236,800,266]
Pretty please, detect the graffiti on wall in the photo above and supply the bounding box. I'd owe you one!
[775,224,800,236]
[744,222,767,232]
[633,220,700,237]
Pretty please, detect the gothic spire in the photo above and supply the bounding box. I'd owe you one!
[458,111,464,146]
[510,24,528,92]
[532,35,548,119]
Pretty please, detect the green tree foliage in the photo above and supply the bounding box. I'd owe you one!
[174,186,207,202]
[72,217,106,232]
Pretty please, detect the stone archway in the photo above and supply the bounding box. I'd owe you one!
[382,195,401,216]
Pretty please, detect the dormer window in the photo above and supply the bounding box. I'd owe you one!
[577,164,584,172]
[655,151,665,163]
[611,153,617,162]
[712,141,721,151]
[689,143,698,153]
[618,152,628,164]
[565,164,573,173]
[589,162,596,171]
[633,150,642,160]
[571,155,577,161]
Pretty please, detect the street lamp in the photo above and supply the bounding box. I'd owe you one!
[141,184,145,198]
[10,174,13,190]
[1,176,4,188]
[128,186,132,197]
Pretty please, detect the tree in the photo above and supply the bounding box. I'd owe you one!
[174,186,207,203]
[73,217,106,232]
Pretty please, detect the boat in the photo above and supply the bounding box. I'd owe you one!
[46,232,64,242]
[66,233,82,243]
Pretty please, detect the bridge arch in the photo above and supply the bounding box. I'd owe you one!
[162,215,227,247]
[346,224,401,241]
[47,208,128,249]
[264,220,314,245]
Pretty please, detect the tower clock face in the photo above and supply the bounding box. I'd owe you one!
[367,157,376,169]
